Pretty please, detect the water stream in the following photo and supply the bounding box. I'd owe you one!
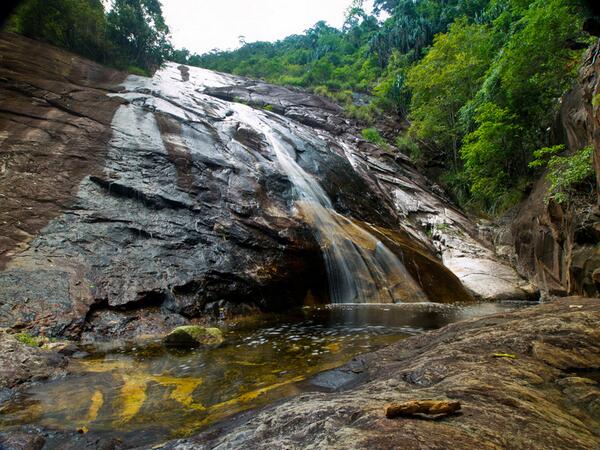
[230,105,425,304]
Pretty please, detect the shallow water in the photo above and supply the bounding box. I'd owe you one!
[0,302,528,446]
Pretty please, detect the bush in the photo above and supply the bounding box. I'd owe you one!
[530,145,595,204]
[15,332,41,347]
[361,128,385,146]
[127,65,150,77]
[395,134,421,161]
[346,104,378,124]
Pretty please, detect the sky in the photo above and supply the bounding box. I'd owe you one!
[161,0,376,55]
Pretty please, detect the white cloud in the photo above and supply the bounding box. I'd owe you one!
[161,0,375,54]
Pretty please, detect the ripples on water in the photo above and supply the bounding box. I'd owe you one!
[0,302,528,446]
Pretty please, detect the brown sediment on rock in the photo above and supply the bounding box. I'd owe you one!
[384,400,461,418]
[159,297,600,450]
[368,224,474,303]
[155,112,196,194]
[0,31,126,269]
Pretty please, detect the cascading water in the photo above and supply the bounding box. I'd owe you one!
[114,63,427,304]
[229,104,426,304]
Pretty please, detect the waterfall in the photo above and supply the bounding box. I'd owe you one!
[230,104,426,304]
[115,63,427,304]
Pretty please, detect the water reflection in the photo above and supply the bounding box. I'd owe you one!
[0,302,528,446]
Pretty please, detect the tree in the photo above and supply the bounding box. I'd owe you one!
[7,0,108,62]
[406,19,495,165]
[460,102,522,210]
[107,0,171,71]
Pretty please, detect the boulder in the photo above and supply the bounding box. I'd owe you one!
[162,326,224,347]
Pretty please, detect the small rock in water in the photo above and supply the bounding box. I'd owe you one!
[163,326,224,348]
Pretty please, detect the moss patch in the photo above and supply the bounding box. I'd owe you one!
[163,326,224,348]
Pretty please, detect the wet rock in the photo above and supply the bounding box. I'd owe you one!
[0,331,66,390]
[383,399,461,418]
[158,297,600,449]
[43,341,79,356]
[162,325,223,347]
[0,432,45,450]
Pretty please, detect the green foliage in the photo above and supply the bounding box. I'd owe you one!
[6,0,108,62]
[361,127,386,146]
[107,0,171,71]
[395,134,421,161]
[15,332,41,347]
[6,0,173,72]
[127,65,150,76]
[528,144,565,168]
[593,94,600,108]
[346,103,378,124]
[460,103,525,212]
[407,18,496,165]
[194,13,381,94]
[531,145,595,204]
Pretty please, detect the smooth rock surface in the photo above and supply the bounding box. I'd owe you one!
[157,297,600,450]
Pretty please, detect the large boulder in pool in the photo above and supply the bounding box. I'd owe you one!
[163,326,224,348]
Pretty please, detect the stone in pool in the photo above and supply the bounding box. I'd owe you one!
[163,326,224,348]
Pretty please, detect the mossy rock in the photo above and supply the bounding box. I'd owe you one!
[162,326,224,348]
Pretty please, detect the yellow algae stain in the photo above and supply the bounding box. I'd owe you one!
[174,375,306,436]
[117,374,147,424]
[153,375,205,411]
[325,342,341,353]
[209,375,305,411]
[72,357,210,424]
[85,390,104,423]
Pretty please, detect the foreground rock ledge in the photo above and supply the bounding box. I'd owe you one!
[157,297,600,450]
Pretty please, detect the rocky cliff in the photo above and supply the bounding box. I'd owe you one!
[0,33,533,340]
[503,39,600,298]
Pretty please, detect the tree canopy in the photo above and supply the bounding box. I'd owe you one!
[5,0,173,73]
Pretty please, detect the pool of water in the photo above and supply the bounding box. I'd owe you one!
[0,302,529,446]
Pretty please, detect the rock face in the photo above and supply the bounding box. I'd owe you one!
[0,33,532,340]
[0,331,66,390]
[505,40,600,298]
[158,297,600,450]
